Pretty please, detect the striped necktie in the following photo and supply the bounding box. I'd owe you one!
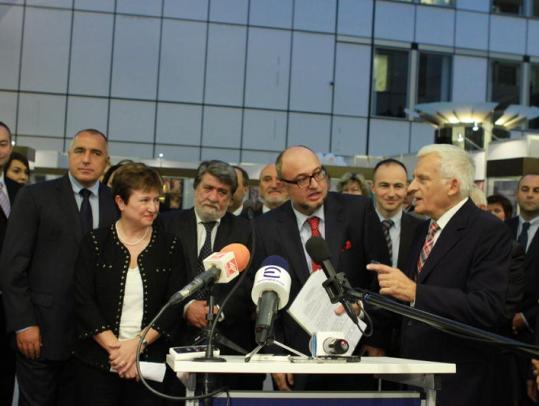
[381,219,394,262]
[0,182,10,217]
[417,221,440,274]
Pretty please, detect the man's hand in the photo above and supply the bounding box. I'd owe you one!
[363,345,385,357]
[367,263,416,303]
[334,301,362,316]
[185,300,218,329]
[512,313,526,334]
[16,326,41,359]
[272,373,294,391]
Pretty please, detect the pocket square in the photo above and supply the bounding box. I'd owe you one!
[341,240,352,251]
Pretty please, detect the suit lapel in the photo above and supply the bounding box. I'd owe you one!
[324,194,346,270]
[398,214,418,269]
[418,201,473,283]
[97,184,117,227]
[277,203,311,286]
[59,175,83,241]
[182,209,199,278]
[214,213,232,251]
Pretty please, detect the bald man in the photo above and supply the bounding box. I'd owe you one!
[252,146,385,391]
[242,164,288,218]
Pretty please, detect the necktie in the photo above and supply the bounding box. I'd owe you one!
[417,221,440,274]
[195,221,217,300]
[307,216,322,272]
[381,219,394,263]
[79,188,93,235]
[518,222,530,252]
[0,183,10,218]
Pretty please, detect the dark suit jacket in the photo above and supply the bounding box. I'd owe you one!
[0,175,118,360]
[159,208,256,353]
[401,199,512,406]
[253,192,385,357]
[0,177,22,248]
[506,216,539,331]
[367,210,424,350]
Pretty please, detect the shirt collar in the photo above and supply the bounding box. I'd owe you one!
[519,214,539,227]
[434,197,468,231]
[194,207,222,226]
[375,207,403,227]
[68,172,100,196]
[292,204,325,230]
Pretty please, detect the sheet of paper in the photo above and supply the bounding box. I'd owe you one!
[110,361,166,382]
[287,270,365,355]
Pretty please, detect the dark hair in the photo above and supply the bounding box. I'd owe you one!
[102,159,134,186]
[487,194,513,220]
[112,163,162,204]
[4,151,30,176]
[233,165,249,187]
[193,160,237,195]
[0,121,12,141]
[373,158,408,178]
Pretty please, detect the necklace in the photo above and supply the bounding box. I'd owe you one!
[115,221,150,246]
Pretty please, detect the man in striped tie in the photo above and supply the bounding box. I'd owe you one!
[368,144,512,406]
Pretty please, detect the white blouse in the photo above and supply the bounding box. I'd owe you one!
[118,266,144,340]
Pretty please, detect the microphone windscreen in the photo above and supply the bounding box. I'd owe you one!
[221,243,250,272]
[261,255,290,271]
[305,236,331,263]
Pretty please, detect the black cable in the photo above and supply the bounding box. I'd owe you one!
[134,303,228,402]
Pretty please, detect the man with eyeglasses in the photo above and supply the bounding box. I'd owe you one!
[253,145,385,391]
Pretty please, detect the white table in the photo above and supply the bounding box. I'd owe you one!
[166,355,455,406]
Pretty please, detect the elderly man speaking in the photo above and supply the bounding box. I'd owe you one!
[369,144,512,406]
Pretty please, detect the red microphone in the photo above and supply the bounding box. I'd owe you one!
[168,243,250,304]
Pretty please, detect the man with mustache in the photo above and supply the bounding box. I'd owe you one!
[160,160,261,390]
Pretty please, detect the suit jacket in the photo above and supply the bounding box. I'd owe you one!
[0,177,22,249]
[506,216,539,331]
[159,209,256,354]
[366,210,425,350]
[401,199,512,406]
[0,175,118,360]
[253,192,386,357]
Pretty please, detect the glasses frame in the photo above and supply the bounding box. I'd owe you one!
[279,166,328,189]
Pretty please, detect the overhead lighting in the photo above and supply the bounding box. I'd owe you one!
[472,122,479,131]
[457,133,464,143]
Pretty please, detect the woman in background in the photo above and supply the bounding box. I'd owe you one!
[4,151,30,185]
[336,172,370,196]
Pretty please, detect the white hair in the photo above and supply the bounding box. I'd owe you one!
[417,144,475,198]
[469,184,486,207]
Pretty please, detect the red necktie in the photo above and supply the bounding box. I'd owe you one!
[307,216,321,272]
[417,221,440,274]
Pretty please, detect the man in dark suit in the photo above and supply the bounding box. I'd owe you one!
[366,158,423,356]
[0,121,22,406]
[505,174,539,404]
[160,160,261,390]
[253,146,385,391]
[369,144,512,406]
[0,129,118,406]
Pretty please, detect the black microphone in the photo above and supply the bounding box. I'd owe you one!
[305,236,360,325]
[251,255,292,345]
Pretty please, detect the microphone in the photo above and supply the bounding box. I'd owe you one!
[251,255,292,345]
[305,236,359,325]
[168,243,250,305]
[309,331,350,356]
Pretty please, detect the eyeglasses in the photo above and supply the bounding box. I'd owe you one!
[280,167,328,189]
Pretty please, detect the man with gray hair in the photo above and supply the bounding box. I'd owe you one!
[369,144,512,406]
[160,160,262,390]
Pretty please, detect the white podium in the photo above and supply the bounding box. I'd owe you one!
[166,355,455,406]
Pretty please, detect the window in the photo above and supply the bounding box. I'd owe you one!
[534,0,539,16]
[492,0,523,14]
[490,60,521,105]
[394,0,453,5]
[373,48,409,118]
[417,53,452,104]
[529,64,539,129]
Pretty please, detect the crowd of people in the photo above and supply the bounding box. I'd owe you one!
[0,121,538,406]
